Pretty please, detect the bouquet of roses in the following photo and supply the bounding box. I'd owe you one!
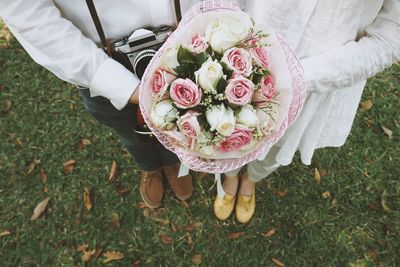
[139,1,305,173]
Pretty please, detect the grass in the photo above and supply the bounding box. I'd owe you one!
[0,22,399,266]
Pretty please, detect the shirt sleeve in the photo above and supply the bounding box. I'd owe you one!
[0,0,139,110]
[300,0,400,93]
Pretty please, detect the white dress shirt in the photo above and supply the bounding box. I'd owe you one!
[1,0,399,166]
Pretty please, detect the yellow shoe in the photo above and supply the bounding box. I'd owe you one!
[235,188,256,224]
[214,193,236,221]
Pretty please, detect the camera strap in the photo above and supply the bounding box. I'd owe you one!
[85,0,112,56]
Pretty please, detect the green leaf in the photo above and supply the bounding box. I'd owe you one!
[194,52,209,68]
[177,45,196,65]
[216,77,227,93]
[220,62,234,80]
[251,73,264,85]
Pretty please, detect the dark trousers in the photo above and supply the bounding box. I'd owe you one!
[79,89,180,171]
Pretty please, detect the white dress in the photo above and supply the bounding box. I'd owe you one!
[232,0,400,181]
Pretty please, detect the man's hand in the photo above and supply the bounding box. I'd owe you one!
[129,84,140,104]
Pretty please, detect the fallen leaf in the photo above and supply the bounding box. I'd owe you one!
[15,137,23,146]
[30,197,50,220]
[192,255,202,265]
[108,160,118,183]
[63,159,76,174]
[381,126,393,140]
[332,198,338,208]
[130,259,141,267]
[76,138,91,150]
[82,250,93,263]
[360,99,373,111]
[103,251,124,264]
[228,232,244,240]
[262,228,276,238]
[76,244,89,252]
[381,190,390,212]
[83,188,92,211]
[180,200,189,208]
[0,230,12,237]
[183,222,203,232]
[39,168,48,183]
[143,208,152,218]
[275,189,287,197]
[160,234,173,245]
[111,212,120,228]
[170,222,178,232]
[116,184,129,196]
[43,186,48,193]
[319,169,328,177]
[314,168,321,184]
[272,258,285,267]
[322,191,331,199]
[91,248,103,260]
[187,235,194,246]
[27,159,40,175]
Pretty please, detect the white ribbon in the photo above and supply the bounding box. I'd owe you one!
[179,164,226,199]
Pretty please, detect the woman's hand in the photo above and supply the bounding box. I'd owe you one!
[129,84,140,104]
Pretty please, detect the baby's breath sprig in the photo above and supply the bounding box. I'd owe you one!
[252,128,264,141]
[199,95,214,109]
[235,28,270,50]
[211,132,225,145]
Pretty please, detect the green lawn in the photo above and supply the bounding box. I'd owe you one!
[0,23,399,267]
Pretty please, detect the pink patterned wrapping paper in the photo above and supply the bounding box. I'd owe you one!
[139,0,306,174]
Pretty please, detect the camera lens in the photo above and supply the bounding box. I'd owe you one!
[133,49,157,79]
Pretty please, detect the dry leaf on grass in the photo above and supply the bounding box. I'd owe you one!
[111,212,120,228]
[170,222,178,232]
[30,197,50,220]
[262,228,276,238]
[137,202,147,209]
[0,230,12,237]
[360,99,373,111]
[332,198,338,208]
[160,234,173,245]
[187,235,194,246]
[5,99,12,111]
[322,191,331,199]
[272,258,285,267]
[381,126,393,139]
[108,160,118,182]
[381,190,390,212]
[275,189,288,197]
[314,168,321,184]
[39,168,48,182]
[192,255,202,265]
[63,159,76,174]
[83,188,92,211]
[27,159,40,174]
[76,138,91,150]
[227,232,244,240]
[103,251,124,264]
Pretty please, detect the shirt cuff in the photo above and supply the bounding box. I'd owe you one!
[89,58,140,110]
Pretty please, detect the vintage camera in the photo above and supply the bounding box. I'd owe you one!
[111,26,173,79]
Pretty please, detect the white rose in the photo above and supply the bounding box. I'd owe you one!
[150,100,178,130]
[161,46,179,73]
[205,14,253,53]
[206,104,235,136]
[236,104,259,128]
[195,58,224,94]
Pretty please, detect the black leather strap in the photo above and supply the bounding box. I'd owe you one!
[85,0,112,56]
[173,0,182,24]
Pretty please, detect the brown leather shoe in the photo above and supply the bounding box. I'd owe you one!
[162,163,193,200]
[140,169,164,209]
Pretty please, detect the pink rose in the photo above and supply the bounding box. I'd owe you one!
[221,48,253,77]
[225,76,254,106]
[170,78,202,109]
[177,111,201,138]
[252,75,277,108]
[249,39,271,69]
[152,68,176,97]
[188,34,209,54]
[219,127,253,153]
